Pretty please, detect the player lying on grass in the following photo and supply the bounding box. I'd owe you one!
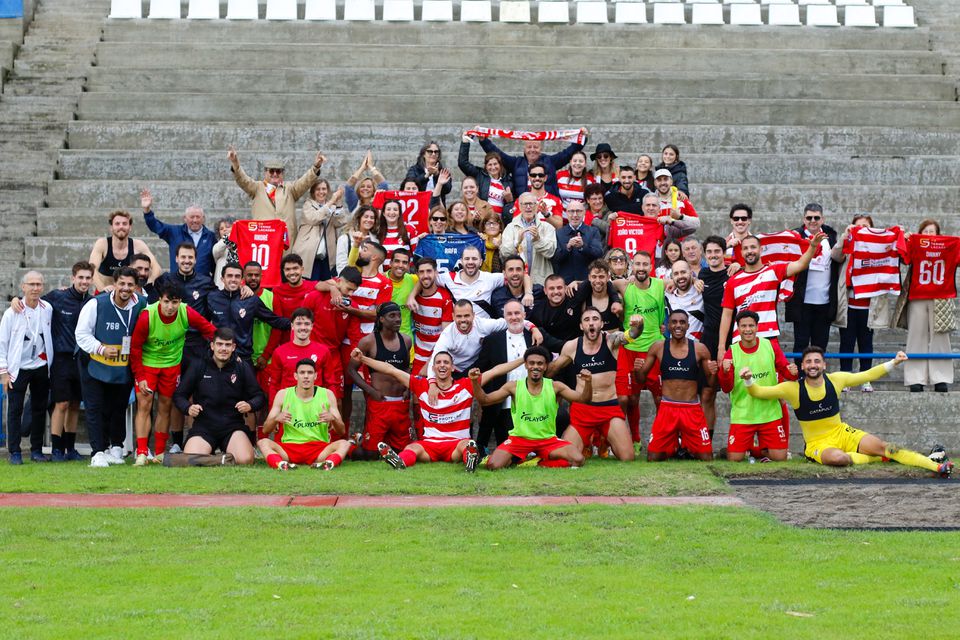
[258,358,353,471]
[472,345,593,470]
[352,348,525,471]
[742,346,953,476]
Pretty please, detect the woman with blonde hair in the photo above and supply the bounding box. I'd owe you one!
[459,133,513,218]
[604,247,630,281]
[460,176,493,228]
[344,151,387,212]
[446,201,479,236]
[479,213,504,273]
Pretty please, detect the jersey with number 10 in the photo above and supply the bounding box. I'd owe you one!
[907,234,960,300]
[229,219,290,288]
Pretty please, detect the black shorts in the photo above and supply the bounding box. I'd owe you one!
[50,352,82,404]
[186,424,248,453]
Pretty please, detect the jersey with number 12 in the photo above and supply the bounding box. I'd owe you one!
[229,219,290,288]
[907,234,960,300]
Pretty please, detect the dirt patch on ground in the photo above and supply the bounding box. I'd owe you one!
[731,478,960,530]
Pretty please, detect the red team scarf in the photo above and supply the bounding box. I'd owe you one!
[371,190,433,236]
[844,226,905,299]
[733,230,810,302]
[466,127,588,145]
[607,213,664,256]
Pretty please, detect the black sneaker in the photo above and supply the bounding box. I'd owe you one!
[464,440,480,473]
[910,384,924,392]
[378,442,405,470]
[935,383,949,393]
[929,444,947,464]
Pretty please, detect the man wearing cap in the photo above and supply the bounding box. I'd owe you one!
[227,145,326,246]
[654,169,699,227]
[141,189,217,280]
[603,166,649,216]
[478,127,588,198]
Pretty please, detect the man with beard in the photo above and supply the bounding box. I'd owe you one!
[413,245,533,320]
[611,251,664,443]
[490,255,544,317]
[719,310,797,462]
[665,260,704,340]
[547,308,642,461]
[717,232,825,351]
[348,302,411,457]
[508,162,563,228]
[653,169,699,226]
[386,248,417,343]
[603,165,648,215]
[474,300,537,455]
[568,260,624,331]
[263,255,318,351]
[698,236,730,434]
[473,346,592,469]
[743,347,953,476]
[478,129,587,199]
[529,274,581,352]
[725,203,753,265]
[411,258,454,374]
[130,253,157,302]
[76,267,145,467]
[635,310,718,462]
[88,209,162,292]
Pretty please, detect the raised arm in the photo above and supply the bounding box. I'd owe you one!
[634,341,663,380]
[786,231,827,278]
[227,145,259,198]
[555,369,592,404]
[351,347,411,389]
[479,356,525,385]
[470,368,515,406]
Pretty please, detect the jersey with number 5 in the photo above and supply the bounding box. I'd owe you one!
[907,234,960,300]
[229,219,290,288]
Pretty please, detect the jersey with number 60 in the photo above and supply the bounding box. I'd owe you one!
[229,219,290,288]
[906,234,960,301]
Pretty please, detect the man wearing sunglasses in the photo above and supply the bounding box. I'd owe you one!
[479,127,588,199]
[509,163,563,229]
[227,146,325,247]
[785,203,841,361]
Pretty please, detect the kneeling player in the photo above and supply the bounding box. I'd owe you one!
[259,358,351,470]
[473,346,592,470]
[352,348,524,470]
[743,347,953,476]
[636,310,718,461]
[547,308,642,461]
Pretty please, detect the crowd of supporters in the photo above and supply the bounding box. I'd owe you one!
[0,128,952,476]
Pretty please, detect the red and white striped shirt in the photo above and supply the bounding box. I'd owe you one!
[722,263,789,342]
[381,223,418,262]
[410,376,473,441]
[659,198,698,218]
[734,230,809,302]
[845,226,904,300]
[487,178,506,216]
[412,287,454,368]
[345,273,393,345]
[511,192,563,220]
[556,169,596,206]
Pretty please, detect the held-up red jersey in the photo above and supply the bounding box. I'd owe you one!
[905,234,960,301]
[228,220,290,288]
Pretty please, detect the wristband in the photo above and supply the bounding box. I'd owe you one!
[883,360,896,373]
[742,376,754,387]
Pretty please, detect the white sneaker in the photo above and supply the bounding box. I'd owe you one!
[134,453,149,467]
[109,446,125,461]
[169,444,182,454]
[90,452,111,468]
[861,382,874,393]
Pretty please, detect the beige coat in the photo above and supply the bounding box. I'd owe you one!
[291,199,349,276]
[500,218,557,285]
[232,164,319,246]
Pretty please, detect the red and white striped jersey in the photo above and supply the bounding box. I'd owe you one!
[487,178,506,216]
[381,223,418,262]
[511,192,563,220]
[733,230,809,302]
[845,226,904,299]
[412,287,454,367]
[722,263,789,342]
[665,286,704,340]
[345,273,393,345]
[410,376,473,441]
[556,170,596,206]
[659,197,698,218]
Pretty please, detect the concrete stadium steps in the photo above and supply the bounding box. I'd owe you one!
[83,68,958,103]
[100,20,933,51]
[43,179,960,216]
[77,93,960,128]
[64,122,960,156]
[93,41,945,77]
[55,149,960,186]
[24,236,170,270]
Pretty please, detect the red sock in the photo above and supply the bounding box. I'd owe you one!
[461,449,470,463]
[325,453,343,468]
[136,437,149,456]
[538,458,571,468]
[154,432,168,456]
[628,405,641,442]
[399,449,417,468]
[266,453,282,469]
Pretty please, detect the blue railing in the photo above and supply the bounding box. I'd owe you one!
[783,352,960,359]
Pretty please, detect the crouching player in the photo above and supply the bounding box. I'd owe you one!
[259,358,352,470]
[352,348,524,471]
[473,346,593,470]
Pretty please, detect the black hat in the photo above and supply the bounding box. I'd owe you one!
[590,143,618,161]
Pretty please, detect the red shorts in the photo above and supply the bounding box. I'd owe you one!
[362,397,411,452]
[569,402,625,444]
[648,399,712,456]
[496,435,571,461]
[280,440,333,465]
[615,348,662,397]
[727,419,789,453]
[414,438,469,463]
[137,364,181,398]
